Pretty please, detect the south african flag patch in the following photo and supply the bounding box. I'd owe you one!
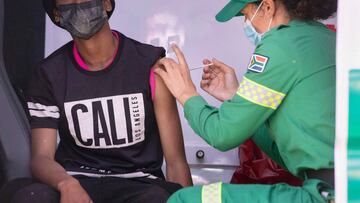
[248,54,269,73]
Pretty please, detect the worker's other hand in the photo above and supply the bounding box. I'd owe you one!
[154,44,199,106]
[201,58,239,102]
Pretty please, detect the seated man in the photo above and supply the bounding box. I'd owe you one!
[0,0,192,202]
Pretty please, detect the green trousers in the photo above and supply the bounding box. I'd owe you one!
[167,179,334,203]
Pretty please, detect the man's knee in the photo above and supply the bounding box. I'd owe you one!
[11,183,59,203]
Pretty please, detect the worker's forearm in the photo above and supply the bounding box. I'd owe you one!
[184,96,248,151]
[166,162,193,187]
[31,156,79,191]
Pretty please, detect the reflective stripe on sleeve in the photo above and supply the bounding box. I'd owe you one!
[27,102,60,119]
[29,110,60,119]
[202,182,222,203]
[237,77,285,110]
[27,102,59,112]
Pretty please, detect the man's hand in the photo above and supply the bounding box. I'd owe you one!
[58,178,93,203]
[154,44,199,105]
[200,58,239,102]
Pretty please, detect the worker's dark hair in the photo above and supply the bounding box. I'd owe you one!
[282,0,337,20]
[254,0,337,20]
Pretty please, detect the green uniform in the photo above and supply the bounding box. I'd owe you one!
[168,20,335,203]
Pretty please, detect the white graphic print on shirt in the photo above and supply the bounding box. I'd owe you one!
[64,93,145,149]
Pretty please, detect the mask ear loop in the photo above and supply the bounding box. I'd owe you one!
[250,1,265,22]
[267,17,273,31]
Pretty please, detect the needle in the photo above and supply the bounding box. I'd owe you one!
[189,63,218,78]
[189,63,214,71]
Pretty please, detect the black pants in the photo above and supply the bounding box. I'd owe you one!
[0,176,182,203]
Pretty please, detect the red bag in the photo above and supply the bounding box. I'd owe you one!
[230,139,303,186]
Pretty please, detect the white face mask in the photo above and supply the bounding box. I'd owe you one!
[243,1,273,45]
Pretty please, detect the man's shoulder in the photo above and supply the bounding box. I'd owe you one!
[35,41,73,79]
[41,41,73,68]
[119,31,165,58]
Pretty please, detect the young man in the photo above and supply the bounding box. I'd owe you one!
[0,0,192,202]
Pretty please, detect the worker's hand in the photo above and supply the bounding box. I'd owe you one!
[201,59,239,102]
[154,44,199,106]
[58,178,93,203]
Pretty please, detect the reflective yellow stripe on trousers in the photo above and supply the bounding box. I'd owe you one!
[202,182,222,203]
[237,77,286,110]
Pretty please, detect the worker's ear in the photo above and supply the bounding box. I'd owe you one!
[53,9,60,24]
[104,0,112,13]
[261,0,276,18]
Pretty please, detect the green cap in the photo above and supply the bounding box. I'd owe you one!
[216,0,259,22]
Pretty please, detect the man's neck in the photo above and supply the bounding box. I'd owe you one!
[74,23,118,71]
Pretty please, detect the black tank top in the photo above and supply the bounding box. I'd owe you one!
[26,31,166,178]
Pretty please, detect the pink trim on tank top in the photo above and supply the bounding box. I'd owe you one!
[73,45,89,70]
[72,31,156,100]
[150,68,156,100]
[73,31,120,70]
